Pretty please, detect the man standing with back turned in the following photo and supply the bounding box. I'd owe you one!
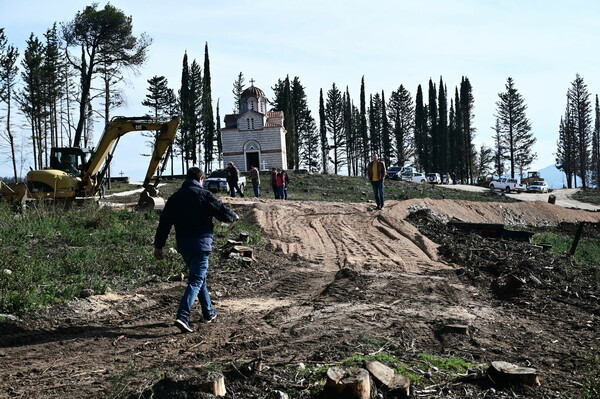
[153,167,239,333]
[367,153,386,210]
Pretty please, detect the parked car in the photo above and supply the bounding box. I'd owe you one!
[386,166,403,180]
[410,172,426,183]
[528,181,549,193]
[399,167,415,181]
[426,173,441,184]
[489,177,526,193]
[203,170,246,193]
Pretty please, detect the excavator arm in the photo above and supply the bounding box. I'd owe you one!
[81,116,180,208]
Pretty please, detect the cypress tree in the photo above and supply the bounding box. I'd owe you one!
[283,76,296,169]
[459,77,475,183]
[427,79,438,173]
[438,77,449,175]
[201,43,215,173]
[179,52,191,170]
[414,85,428,171]
[319,88,328,174]
[380,91,392,168]
[359,76,369,172]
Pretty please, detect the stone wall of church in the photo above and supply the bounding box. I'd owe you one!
[221,127,287,171]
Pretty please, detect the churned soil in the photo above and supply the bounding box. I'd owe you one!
[0,197,598,398]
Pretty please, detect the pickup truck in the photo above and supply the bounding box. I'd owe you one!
[489,178,526,193]
[203,170,246,193]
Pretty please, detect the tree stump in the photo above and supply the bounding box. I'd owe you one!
[364,360,410,398]
[320,367,371,399]
[198,372,227,396]
[487,361,540,386]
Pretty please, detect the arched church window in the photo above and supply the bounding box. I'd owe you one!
[246,118,250,130]
[251,118,255,130]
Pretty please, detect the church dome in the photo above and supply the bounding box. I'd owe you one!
[241,85,266,99]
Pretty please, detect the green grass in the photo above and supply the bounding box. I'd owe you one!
[532,231,600,267]
[0,199,256,315]
[573,188,600,205]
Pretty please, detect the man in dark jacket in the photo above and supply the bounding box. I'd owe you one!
[153,167,239,333]
[225,162,244,197]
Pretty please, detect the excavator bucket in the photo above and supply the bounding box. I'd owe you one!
[0,181,28,205]
[136,187,165,211]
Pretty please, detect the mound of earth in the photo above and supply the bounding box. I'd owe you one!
[0,198,598,398]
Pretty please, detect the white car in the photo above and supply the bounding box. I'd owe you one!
[528,181,549,193]
[426,173,441,184]
[203,170,246,193]
[410,172,426,183]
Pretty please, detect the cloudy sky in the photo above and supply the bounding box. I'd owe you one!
[1,0,599,180]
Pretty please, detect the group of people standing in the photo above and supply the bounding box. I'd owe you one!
[225,162,289,200]
[271,167,289,199]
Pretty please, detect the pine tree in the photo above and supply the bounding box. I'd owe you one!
[556,106,576,188]
[18,34,46,169]
[388,85,414,167]
[201,43,215,173]
[62,3,151,147]
[494,77,536,179]
[325,83,345,174]
[0,28,20,180]
[142,76,171,117]
[291,77,317,171]
[319,88,328,174]
[492,118,506,177]
[231,72,245,113]
[592,95,600,187]
[567,74,592,188]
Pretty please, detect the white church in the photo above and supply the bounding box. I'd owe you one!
[221,81,288,172]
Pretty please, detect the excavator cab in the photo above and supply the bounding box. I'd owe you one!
[49,147,91,176]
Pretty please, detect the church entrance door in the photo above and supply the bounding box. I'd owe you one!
[246,152,260,171]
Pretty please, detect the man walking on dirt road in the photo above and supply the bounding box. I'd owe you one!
[367,153,386,210]
[153,167,239,333]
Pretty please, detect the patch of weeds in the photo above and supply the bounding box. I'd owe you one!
[357,332,398,351]
[418,353,474,373]
[580,355,600,399]
[105,360,142,399]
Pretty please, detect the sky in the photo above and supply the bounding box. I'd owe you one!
[1,0,599,181]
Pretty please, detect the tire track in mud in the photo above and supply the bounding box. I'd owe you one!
[252,200,449,274]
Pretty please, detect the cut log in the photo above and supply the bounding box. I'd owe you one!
[487,361,540,387]
[232,245,254,258]
[443,324,470,336]
[198,372,227,396]
[238,231,250,242]
[320,367,371,399]
[364,360,410,398]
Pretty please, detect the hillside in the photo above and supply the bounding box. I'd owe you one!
[1,180,599,398]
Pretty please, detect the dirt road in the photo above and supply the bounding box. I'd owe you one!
[444,184,600,211]
[1,198,598,398]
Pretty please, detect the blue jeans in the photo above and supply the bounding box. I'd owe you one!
[253,183,260,197]
[177,251,215,323]
[370,180,384,208]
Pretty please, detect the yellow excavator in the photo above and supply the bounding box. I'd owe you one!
[1,116,179,210]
